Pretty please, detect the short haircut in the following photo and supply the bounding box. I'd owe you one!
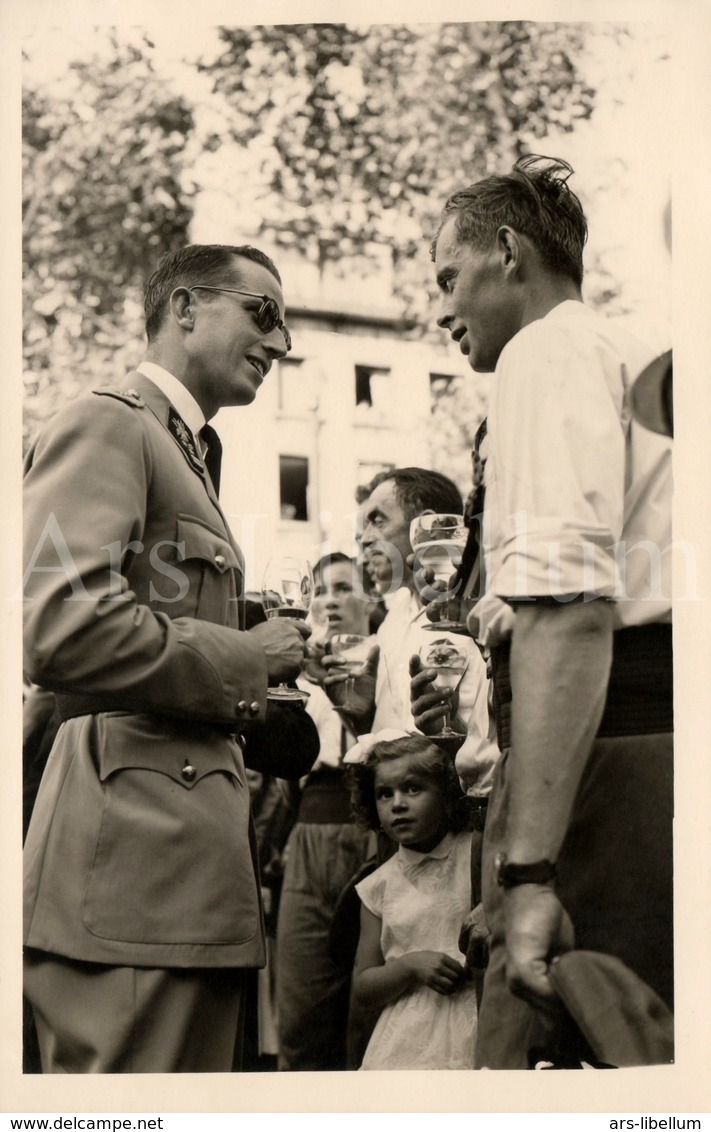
[360,467,463,523]
[144,244,282,341]
[348,733,469,834]
[313,551,386,632]
[432,154,587,288]
[313,552,356,581]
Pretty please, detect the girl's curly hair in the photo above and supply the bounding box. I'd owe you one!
[347,733,469,834]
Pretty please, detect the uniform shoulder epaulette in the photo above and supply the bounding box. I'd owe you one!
[93,387,145,407]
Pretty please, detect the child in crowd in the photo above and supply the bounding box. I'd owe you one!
[347,732,477,1069]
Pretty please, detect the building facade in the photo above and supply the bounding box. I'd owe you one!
[213,250,476,590]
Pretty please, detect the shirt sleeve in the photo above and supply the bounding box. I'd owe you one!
[356,862,387,918]
[489,317,626,602]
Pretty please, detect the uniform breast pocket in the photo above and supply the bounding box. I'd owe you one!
[82,713,260,946]
[150,514,243,625]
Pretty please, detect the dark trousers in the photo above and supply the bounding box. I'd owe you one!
[475,732,674,1069]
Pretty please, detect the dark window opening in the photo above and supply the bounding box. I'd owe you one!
[355,365,390,408]
[429,372,456,404]
[279,455,309,521]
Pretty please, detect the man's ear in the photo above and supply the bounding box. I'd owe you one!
[496,226,522,274]
[169,286,195,330]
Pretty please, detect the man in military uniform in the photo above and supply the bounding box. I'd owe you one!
[22,243,318,1073]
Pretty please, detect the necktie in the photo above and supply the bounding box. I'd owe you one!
[458,417,488,599]
[199,423,223,496]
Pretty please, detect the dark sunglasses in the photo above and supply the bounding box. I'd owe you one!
[190,285,292,352]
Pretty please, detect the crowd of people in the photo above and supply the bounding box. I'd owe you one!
[22,154,673,1074]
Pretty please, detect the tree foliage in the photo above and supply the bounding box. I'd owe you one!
[201,21,598,467]
[204,22,595,304]
[23,36,195,446]
[23,21,624,463]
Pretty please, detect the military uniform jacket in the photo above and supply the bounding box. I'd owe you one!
[23,374,316,968]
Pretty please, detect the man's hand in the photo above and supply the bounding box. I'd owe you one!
[321,647,378,732]
[301,641,329,685]
[458,902,490,970]
[401,950,468,996]
[409,653,457,734]
[249,619,311,683]
[504,884,575,1014]
[406,551,463,625]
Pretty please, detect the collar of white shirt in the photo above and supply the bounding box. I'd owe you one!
[137,361,206,443]
[398,831,454,866]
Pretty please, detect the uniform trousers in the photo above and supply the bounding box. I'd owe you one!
[24,950,247,1073]
[475,732,674,1069]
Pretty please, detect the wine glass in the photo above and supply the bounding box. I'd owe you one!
[410,512,468,632]
[261,556,314,702]
[418,638,469,738]
[330,633,372,712]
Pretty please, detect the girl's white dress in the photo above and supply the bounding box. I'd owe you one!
[355,830,478,1069]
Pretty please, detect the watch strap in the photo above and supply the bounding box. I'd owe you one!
[496,853,557,889]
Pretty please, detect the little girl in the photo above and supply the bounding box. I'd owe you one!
[346,731,477,1070]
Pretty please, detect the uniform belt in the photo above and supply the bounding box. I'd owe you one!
[53,691,244,742]
[490,621,673,749]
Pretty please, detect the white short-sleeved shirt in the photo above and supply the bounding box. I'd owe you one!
[482,301,672,632]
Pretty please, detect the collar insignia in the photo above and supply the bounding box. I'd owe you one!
[168,408,204,476]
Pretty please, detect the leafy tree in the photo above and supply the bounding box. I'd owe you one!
[23,21,649,477]
[201,21,599,470]
[203,22,596,304]
[23,35,195,447]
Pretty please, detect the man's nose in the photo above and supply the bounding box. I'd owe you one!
[361,524,376,548]
[436,304,454,331]
[264,327,288,360]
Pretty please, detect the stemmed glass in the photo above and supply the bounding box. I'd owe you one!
[418,638,469,738]
[330,633,372,712]
[410,513,468,632]
[261,556,314,702]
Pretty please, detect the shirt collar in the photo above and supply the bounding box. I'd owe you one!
[398,831,454,867]
[137,362,206,439]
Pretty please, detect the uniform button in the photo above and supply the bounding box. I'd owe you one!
[181,762,196,782]
[248,701,260,716]
[237,700,248,713]
[214,554,226,569]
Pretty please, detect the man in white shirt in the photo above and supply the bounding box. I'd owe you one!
[431,155,673,1068]
[356,467,491,747]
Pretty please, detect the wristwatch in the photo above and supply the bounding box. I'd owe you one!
[495,852,557,889]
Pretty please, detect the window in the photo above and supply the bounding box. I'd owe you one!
[429,372,456,403]
[355,365,390,410]
[279,455,309,521]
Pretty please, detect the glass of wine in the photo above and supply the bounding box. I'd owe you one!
[329,633,372,712]
[261,556,314,702]
[410,513,468,631]
[418,638,469,738]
